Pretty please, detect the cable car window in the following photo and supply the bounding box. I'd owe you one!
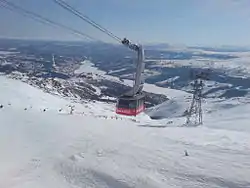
[118,99,129,108]
[140,99,144,106]
[129,101,137,109]
[138,99,141,106]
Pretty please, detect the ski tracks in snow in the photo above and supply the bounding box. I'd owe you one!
[52,121,250,188]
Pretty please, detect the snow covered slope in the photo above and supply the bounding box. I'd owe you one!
[1,76,250,188]
[142,82,191,119]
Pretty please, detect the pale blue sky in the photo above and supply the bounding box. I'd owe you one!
[1,0,250,46]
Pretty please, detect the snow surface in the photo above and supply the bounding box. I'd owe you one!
[0,51,18,55]
[157,51,250,78]
[146,99,189,119]
[74,60,105,75]
[74,60,121,82]
[1,76,250,188]
[124,79,190,99]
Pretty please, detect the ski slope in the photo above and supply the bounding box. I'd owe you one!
[1,76,250,188]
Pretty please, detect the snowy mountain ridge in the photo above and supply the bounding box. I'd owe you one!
[2,58,168,108]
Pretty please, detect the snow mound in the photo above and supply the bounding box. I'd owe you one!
[146,99,188,119]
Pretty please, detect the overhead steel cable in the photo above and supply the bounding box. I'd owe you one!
[53,0,122,43]
[0,0,96,41]
[0,1,50,26]
[54,0,121,42]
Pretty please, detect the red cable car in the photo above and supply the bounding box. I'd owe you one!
[116,93,145,116]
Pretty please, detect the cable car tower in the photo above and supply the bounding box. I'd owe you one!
[115,38,146,116]
[185,77,204,126]
[185,69,210,126]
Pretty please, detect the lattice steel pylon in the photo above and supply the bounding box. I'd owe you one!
[185,79,204,126]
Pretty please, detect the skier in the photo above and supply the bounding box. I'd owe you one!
[69,105,74,115]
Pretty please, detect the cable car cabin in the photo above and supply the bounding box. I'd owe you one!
[116,93,145,116]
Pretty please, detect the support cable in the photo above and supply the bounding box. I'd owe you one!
[0,0,97,41]
[53,0,122,43]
